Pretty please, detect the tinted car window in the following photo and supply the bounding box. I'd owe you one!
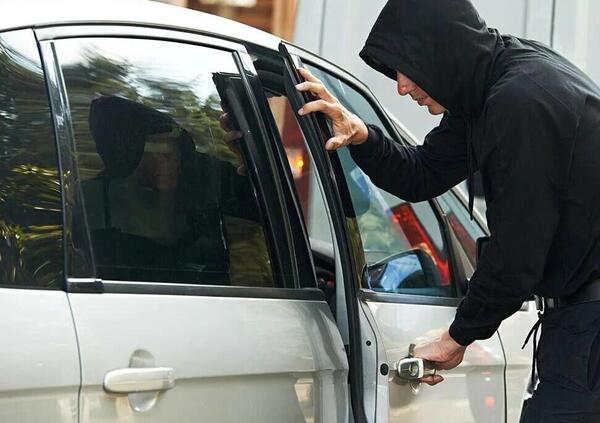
[307,65,455,297]
[54,38,276,287]
[0,30,63,289]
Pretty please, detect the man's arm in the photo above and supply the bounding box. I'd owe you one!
[296,68,472,202]
[448,97,562,346]
[348,114,471,202]
[414,92,565,384]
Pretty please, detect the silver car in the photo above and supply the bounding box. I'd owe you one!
[0,1,537,422]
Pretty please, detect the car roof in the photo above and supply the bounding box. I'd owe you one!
[0,0,281,50]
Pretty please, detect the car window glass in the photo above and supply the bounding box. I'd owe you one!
[438,192,486,273]
[266,95,334,248]
[54,38,277,287]
[0,30,62,289]
[306,64,456,297]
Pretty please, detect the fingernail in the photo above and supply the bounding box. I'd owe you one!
[295,83,302,89]
[298,108,304,115]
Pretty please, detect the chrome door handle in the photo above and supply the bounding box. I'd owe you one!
[103,367,175,394]
[396,357,435,380]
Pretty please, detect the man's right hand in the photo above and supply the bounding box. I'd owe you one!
[295,67,369,151]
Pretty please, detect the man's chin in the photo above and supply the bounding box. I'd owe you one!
[427,105,446,115]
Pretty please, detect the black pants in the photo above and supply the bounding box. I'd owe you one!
[520,302,600,422]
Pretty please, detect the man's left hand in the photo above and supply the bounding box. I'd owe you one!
[412,329,467,386]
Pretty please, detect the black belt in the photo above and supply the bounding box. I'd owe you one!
[541,278,600,310]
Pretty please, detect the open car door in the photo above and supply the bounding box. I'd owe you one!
[280,41,508,423]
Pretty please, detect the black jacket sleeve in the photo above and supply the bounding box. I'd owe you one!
[449,96,562,346]
[348,113,471,202]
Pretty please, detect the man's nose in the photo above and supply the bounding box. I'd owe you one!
[397,75,414,96]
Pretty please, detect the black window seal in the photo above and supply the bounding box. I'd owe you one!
[242,44,319,289]
[226,50,296,289]
[67,278,326,301]
[38,38,96,282]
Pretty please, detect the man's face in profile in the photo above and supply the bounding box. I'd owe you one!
[396,71,446,115]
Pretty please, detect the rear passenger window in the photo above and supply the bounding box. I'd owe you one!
[54,38,276,287]
[0,30,62,289]
[306,65,456,298]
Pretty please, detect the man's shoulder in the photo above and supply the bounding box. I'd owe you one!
[485,70,574,120]
[485,45,594,118]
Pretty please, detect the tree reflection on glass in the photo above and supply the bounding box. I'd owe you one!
[0,30,62,288]
[58,38,274,287]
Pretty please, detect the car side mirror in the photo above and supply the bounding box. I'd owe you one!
[367,249,440,292]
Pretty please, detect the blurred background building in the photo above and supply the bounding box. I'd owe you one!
[154,0,297,40]
[154,0,600,144]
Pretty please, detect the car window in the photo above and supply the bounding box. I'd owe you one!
[266,95,334,248]
[306,64,456,297]
[437,191,486,274]
[0,30,63,289]
[53,38,278,288]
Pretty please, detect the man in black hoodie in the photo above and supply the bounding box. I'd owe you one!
[296,0,600,420]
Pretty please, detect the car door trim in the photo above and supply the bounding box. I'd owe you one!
[67,278,325,302]
[35,24,242,52]
[358,289,462,307]
[67,278,326,301]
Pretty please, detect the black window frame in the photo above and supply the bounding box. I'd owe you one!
[37,25,322,300]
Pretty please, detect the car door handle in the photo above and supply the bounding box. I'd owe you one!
[396,357,436,380]
[103,367,175,394]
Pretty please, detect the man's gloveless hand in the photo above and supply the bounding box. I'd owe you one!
[295,67,369,151]
[412,328,467,386]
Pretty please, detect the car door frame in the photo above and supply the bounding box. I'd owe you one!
[279,41,375,423]
[36,24,349,422]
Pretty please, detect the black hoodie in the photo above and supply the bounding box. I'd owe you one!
[350,0,600,345]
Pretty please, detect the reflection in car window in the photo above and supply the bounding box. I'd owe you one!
[55,38,276,287]
[266,95,334,248]
[0,30,62,289]
[438,192,486,271]
[307,65,455,297]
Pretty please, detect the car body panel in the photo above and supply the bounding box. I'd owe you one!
[69,292,348,422]
[365,301,505,422]
[0,0,280,50]
[498,304,538,423]
[35,22,350,422]
[0,289,79,423]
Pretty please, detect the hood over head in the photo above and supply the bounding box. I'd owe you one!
[360,0,501,117]
[89,95,176,178]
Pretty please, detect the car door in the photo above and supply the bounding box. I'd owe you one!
[436,191,539,423]
[280,43,506,423]
[0,29,80,423]
[37,26,349,423]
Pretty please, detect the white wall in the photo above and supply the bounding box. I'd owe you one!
[553,0,600,86]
